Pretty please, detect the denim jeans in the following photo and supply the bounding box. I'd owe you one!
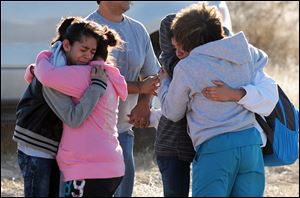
[114,131,135,197]
[17,150,60,197]
[156,156,191,197]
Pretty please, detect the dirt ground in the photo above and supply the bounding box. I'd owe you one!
[1,153,299,197]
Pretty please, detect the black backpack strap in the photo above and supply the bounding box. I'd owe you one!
[255,113,272,137]
[255,113,274,154]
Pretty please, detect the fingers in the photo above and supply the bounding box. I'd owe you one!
[140,120,149,128]
[212,80,225,86]
[91,66,108,80]
[202,87,216,95]
[127,114,135,124]
[92,67,97,74]
[30,65,35,76]
[140,75,161,95]
[154,75,160,83]
[202,88,218,100]
[135,118,149,128]
[128,114,149,128]
[146,75,160,83]
[92,66,101,74]
[146,76,160,86]
[153,76,161,91]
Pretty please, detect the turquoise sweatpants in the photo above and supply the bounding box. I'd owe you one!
[192,128,265,197]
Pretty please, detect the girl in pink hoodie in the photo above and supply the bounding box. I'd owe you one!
[27,17,127,197]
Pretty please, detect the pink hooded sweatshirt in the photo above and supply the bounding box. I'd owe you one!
[31,51,127,181]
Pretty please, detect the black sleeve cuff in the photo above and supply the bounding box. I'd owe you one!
[91,78,107,90]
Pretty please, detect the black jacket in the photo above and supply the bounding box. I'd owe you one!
[13,77,63,156]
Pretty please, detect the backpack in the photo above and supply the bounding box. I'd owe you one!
[255,85,299,166]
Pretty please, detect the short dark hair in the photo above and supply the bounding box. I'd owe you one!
[96,1,100,5]
[171,3,225,52]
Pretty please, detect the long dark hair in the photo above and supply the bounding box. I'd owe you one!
[51,16,101,46]
[94,25,122,61]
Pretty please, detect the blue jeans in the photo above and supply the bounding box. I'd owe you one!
[114,131,135,197]
[17,150,60,197]
[156,156,191,197]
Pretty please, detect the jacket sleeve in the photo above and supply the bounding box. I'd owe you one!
[157,66,190,122]
[238,69,278,116]
[42,81,106,128]
[238,45,278,116]
[35,54,91,98]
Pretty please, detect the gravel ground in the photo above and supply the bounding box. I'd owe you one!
[1,153,299,197]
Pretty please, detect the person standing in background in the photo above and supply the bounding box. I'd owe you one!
[86,1,161,197]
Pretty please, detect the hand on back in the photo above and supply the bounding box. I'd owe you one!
[202,80,246,102]
[91,65,108,84]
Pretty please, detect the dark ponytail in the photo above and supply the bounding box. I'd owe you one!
[94,25,123,61]
[51,16,81,45]
[51,16,107,49]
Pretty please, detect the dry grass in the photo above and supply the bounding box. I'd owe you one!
[133,161,299,197]
[227,1,299,67]
[1,1,299,197]
[3,155,298,197]
[265,64,299,108]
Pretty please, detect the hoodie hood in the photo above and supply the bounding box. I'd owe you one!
[190,32,252,65]
[90,60,128,101]
[49,41,67,67]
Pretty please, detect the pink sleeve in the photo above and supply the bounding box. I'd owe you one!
[34,51,92,98]
[24,64,35,84]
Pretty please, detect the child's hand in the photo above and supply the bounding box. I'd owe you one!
[30,64,35,76]
[91,65,108,84]
[202,80,246,102]
[24,63,36,84]
[139,75,160,96]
